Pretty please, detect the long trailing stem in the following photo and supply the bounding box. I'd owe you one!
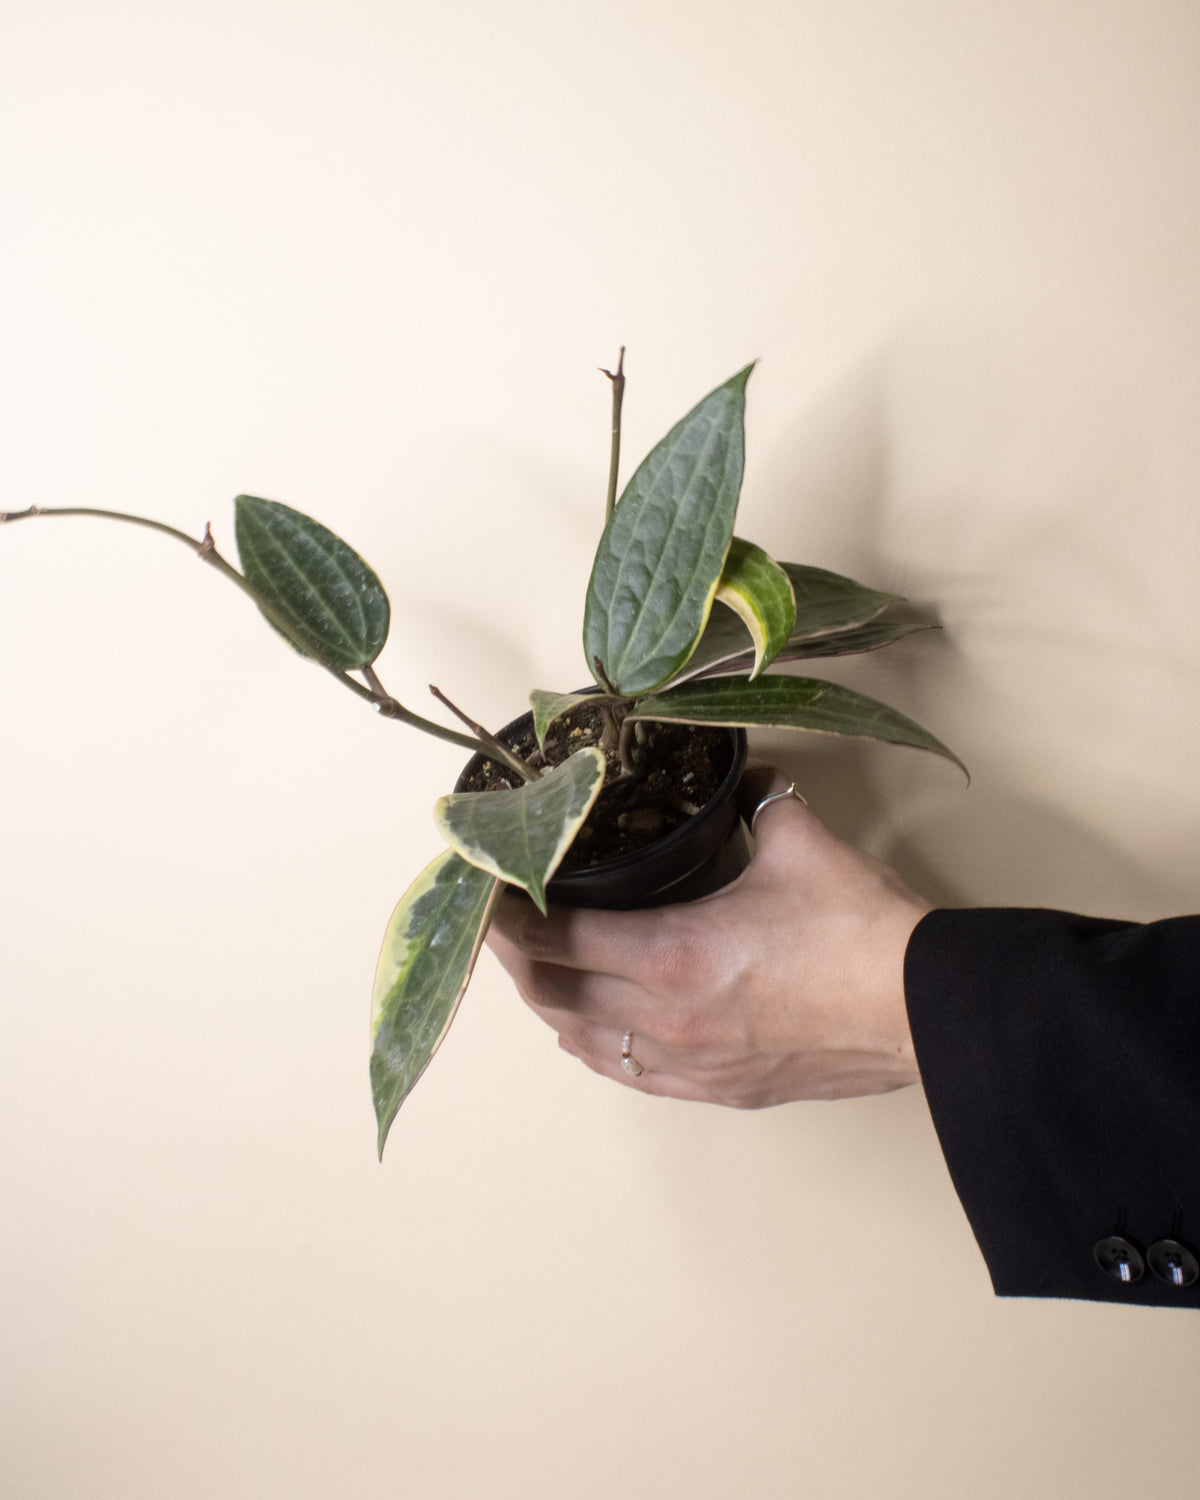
[0,503,495,763]
[600,347,625,522]
[0,501,276,615]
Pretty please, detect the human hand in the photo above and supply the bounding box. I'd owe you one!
[486,763,931,1106]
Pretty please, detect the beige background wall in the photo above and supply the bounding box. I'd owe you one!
[2,2,1197,1495]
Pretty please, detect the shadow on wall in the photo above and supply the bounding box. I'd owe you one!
[376,425,602,727]
[763,728,1182,923]
[629,322,1196,1287]
[745,322,1192,924]
[747,343,899,587]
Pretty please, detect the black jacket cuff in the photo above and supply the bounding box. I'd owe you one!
[904,908,1200,1306]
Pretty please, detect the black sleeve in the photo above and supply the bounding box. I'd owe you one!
[903,908,1200,1307]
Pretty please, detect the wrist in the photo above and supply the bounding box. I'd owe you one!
[848,890,929,1093]
[883,898,930,1089]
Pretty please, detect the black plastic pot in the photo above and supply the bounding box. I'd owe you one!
[455,705,750,911]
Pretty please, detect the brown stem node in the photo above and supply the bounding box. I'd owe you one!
[428,684,536,782]
[599,346,626,382]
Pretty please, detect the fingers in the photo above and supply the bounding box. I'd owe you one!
[487,930,714,1100]
[488,887,688,986]
[485,751,928,1109]
[486,933,640,1025]
[556,1030,715,1103]
[489,889,631,974]
[559,1021,654,1075]
[489,756,811,988]
[735,758,794,822]
[487,895,729,1088]
[735,759,835,877]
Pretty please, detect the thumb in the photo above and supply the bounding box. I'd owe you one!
[736,759,826,865]
[734,758,793,822]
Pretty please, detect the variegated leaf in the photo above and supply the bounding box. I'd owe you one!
[529,689,620,750]
[671,565,905,685]
[713,538,796,680]
[667,599,757,684]
[434,748,606,914]
[582,365,753,695]
[631,675,967,777]
[370,851,500,1158]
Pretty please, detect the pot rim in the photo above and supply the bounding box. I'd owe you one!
[453,694,748,898]
[549,720,747,888]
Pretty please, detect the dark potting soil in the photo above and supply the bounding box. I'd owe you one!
[458,701,731,870]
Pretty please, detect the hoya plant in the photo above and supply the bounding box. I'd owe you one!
[1,356,963,1157]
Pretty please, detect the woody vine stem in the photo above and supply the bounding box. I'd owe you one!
[0,501,539,780]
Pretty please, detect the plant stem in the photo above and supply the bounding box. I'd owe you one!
[600,347,625,522]
[428,685,537,783]
[0,503,283,619]
[591,656,619,695]
[3,504,211,554]
[0,503,492,763]
[354,666,486,758]
[617,715,637,777]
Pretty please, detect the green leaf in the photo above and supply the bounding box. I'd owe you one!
[370,850,500,1159]
[234,495,390,670]
[773,620,936,660]
[529,689,619,750]
[781,563,900,640]
[582,364,754,695]
[631,675,967,777]
[683,617,936,681]
[433,747,606,914]
[713,538,796,680]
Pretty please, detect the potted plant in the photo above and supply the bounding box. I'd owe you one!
[1,355,964,1156]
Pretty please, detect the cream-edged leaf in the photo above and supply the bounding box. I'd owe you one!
[713,538,796,679]
[529,689,620,750]
[434,748,606,914]
[670,565,907,684]
[370,851,500,1158]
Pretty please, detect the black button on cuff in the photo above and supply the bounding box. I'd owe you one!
[1147,1239,1199,1288]
[1094,1235,1145,1284]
